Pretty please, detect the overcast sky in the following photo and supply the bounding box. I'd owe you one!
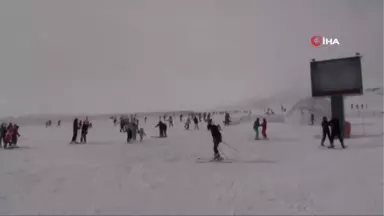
[0,0,382,117]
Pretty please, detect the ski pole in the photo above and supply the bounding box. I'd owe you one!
[222,141,241,155]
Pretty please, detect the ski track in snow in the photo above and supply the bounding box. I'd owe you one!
[0,115,382,215]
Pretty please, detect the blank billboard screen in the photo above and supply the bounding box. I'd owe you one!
[310,56,363,97]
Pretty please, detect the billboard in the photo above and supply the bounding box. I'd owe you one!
[310,56,363,97]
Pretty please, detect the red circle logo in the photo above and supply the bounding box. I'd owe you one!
[310,36,322,47]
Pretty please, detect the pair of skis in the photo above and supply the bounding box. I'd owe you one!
[196,157,233,163]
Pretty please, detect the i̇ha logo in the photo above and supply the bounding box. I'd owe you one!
[310,35,340,47]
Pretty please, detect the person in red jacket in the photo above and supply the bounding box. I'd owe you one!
[261,118,268,139]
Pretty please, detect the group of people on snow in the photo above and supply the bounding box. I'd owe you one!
[321,116,346,149]
[253,118,268,140]
[0,122,21,149]
[70,117,91,144]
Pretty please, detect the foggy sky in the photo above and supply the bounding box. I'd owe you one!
[0,0,382,117]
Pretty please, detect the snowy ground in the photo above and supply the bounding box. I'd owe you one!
[0,116,382,215]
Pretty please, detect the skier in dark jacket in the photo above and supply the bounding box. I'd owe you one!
[71,118,79,144]
[329,118,346,149]
[207,120,223,160]
[320,116,331,146]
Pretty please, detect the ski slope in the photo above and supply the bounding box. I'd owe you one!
[0,115,382,215]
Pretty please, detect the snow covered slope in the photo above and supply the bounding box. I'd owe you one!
[0,115,382,215]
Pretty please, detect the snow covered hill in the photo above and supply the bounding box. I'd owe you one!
[0,115,382,215]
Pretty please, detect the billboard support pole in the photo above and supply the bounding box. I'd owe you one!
[330,95,345,138]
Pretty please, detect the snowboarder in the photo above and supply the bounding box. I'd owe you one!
[70,118,79,144]
[253,118,261,140]
[329,118,346,149]
[261,118,268,139]
[320,116,331,146]
[138,128,146,142]
[207,120,223,160]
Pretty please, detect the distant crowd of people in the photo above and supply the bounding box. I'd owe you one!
[0,123,21,149]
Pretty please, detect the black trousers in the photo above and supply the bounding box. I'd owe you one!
[127,130,133,142]
[213,138,221,156]
[80,132,87,143]
[330,132,345,148]
[321,130,331,145]
[71,130,78,142]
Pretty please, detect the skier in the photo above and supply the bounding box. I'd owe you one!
[80,118,89,143]
[261,118,268,139]
[329,118,346,149]
[207,120,223,160]
[253,118,261,140]
[144,116,147,123]
[180,114,183,122]
[193,116,199,130]
[70,118,79,144]
[138,128,146,142]
[57,120,61,127]
[320,116,331,147]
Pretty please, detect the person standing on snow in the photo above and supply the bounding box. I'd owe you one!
[0,123,6,148]
[320,116,331,147]
[253,118,261,140]
[193,116,199,130]
[138,128,146,142]
[80,118,90,143]
[168,116,173,127]
[207,120,223,160]
[261,118,268,139]
[70,118,79,144]
[329,118,346,149]
[310,113,315,125]
[125,120,133,143]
